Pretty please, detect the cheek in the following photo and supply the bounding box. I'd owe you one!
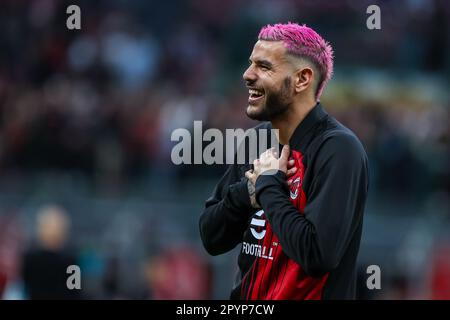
[281,77,294,95]
[262,76,279,92]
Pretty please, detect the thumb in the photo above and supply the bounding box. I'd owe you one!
[280,144,290,163]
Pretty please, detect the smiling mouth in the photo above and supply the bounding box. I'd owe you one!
[248,88,265,104]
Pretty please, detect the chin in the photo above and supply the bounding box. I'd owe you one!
[246,105,267,121]
[246,105,259,118]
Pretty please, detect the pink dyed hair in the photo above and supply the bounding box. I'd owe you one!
[258,22,334,101]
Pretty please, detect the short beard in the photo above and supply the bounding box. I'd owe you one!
[246,77,292,121]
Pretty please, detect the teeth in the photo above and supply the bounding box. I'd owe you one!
[249,89,263,96]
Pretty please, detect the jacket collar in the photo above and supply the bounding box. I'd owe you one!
[288,102,328,149]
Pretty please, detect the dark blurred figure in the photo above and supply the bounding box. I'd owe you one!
[101,256,121,299]
[21,205,80,299]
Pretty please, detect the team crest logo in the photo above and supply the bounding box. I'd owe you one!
[250,210,266,240]
[290,177,301,200]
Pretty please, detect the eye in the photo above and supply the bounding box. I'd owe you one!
[260,65,270,71]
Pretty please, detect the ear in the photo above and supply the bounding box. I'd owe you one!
[293,67,314,94]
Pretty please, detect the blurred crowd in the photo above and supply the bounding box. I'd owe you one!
[0,0,449,299]
[0,0,448,189]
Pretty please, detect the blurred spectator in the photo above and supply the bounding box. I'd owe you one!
[21,205,80,299]
[144,246,212,299]
[101,256,121,299]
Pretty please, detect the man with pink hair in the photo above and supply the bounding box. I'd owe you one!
[200,23,369,299]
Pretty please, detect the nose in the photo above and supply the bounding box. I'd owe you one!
[243,64,257,84]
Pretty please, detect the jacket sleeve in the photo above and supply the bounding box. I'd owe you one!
[255,134,369,276]
[199,163,253,256]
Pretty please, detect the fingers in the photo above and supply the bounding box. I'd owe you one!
[287,159,295,168]
[245,169,256,182]
[261,147,278,161]
[280,145,290,163]
[271,147,278,159]
[286,166,297,177]
[255,147,288,174]
[260,149,270,162]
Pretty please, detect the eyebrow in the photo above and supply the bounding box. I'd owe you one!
[249,58,273,68]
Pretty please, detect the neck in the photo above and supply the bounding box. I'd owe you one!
[271,99,317,145]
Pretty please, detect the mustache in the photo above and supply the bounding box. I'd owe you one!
[245,80,264,90]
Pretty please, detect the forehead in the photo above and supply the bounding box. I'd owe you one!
[250,40,287,62]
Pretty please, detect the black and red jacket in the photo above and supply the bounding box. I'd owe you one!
[199,103,369,299]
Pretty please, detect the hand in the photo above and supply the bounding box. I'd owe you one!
[286,156,297,187]
[245,145,290,186]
